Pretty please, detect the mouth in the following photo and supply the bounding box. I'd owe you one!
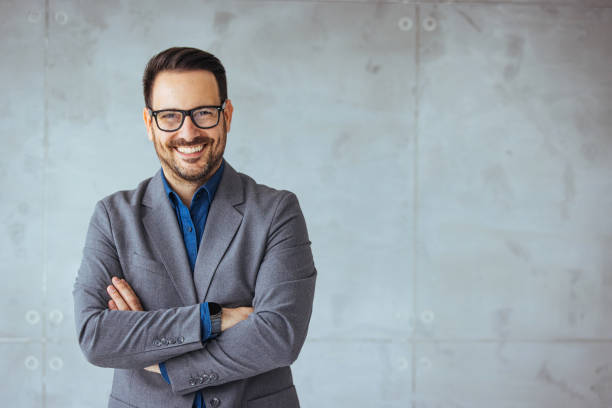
[174,143,208,158]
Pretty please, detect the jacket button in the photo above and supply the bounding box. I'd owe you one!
[153,339,162,347]
[160,337,168,346]
[177,336,184,344]
[201,374,209,383]
[197,376,204,384]
[209,373,218,382]
[209,397,220,408]
[168,337,176,344]
[189,378,196,386]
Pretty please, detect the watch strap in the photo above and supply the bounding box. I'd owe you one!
[208,302,222,336]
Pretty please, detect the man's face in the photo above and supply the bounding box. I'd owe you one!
[144,70,233,185]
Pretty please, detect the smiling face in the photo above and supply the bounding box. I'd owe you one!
[144,70,233,188]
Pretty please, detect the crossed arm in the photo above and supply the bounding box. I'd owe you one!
[105,276,252,374]
[74,192,316,394]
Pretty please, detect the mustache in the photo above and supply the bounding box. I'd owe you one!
[169,136,212,148]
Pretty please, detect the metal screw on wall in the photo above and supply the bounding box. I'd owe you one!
[420,310,435,324]
[49,309,64,325]
[55,11,68,25]
[422,16,438,32]
[398,16,413,32]
[49,357,64,371]
[25,310,40,325]
[24,356,39,371]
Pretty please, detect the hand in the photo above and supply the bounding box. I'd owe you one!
[106,277,159,374]
[221,306,254,331]
[106,276,143,311]
[144,364,161,374]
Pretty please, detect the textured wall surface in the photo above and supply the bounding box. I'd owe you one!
[1,0,612,407]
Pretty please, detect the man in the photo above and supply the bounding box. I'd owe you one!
[73,47,316,408]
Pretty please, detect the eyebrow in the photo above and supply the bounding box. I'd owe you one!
[151,103,222,111]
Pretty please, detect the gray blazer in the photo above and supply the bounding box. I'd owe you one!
[73,161,316,408]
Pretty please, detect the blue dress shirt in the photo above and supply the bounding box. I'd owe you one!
[158,160,225,408]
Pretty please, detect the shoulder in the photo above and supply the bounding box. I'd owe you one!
[232,166,300,215]
[95,175,156,214]
[231,167,310,245]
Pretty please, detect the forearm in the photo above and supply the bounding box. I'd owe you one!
[74,282,203,369]
[160,191,317,395]
[164,264,316,395]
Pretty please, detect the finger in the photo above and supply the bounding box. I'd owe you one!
[112,277,144,311]
[144,364,160,374]
[243,307,254,318]
[108,299,118,310]
[107,284,130,311]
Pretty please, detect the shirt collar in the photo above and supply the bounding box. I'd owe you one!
[160,159,225,209]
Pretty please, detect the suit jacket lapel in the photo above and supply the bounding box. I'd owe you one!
[194,162,245,301]
[142,170,198,306]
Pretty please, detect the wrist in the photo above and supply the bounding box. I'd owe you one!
[209,302,222,336]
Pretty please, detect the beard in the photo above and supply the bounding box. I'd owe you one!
[152,120,226,184]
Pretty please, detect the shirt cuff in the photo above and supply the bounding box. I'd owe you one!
[159,362,170,384]
[200,302,213,341]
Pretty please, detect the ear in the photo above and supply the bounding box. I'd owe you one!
[143,107,154,141]
[223,99,234,133]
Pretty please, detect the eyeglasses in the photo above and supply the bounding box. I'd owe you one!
[148,100,226,132]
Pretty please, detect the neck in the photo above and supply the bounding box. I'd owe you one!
[162,161,221,208]
[167,178,198,208]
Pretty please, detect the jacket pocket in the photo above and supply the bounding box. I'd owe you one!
[247,385,299,408]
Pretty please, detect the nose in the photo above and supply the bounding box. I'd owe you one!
[178,115,200,138]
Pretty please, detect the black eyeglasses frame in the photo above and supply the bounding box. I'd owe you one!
[148,100,227,132]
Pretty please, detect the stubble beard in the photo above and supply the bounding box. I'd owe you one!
[152,124,226,185]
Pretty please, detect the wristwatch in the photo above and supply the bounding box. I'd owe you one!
[208,302,222,336]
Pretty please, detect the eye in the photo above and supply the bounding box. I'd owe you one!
[194,109,214,118]
[159,112,181,120]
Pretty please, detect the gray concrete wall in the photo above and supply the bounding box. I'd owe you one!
[1,0,612,406]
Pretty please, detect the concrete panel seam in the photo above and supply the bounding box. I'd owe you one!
[42,0,49,407]
[412,5,421,407]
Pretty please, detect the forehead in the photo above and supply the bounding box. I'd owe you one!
[150,70,220,109]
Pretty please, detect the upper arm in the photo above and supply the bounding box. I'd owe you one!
[75,200,124,301]
[253,192,316,307]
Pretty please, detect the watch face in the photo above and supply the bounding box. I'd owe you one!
[209,302,222,316]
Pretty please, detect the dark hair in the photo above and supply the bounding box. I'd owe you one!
[142,47,227,108]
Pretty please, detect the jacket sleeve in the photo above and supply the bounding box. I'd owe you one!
[72,200,204,369]
[163,192,317,395]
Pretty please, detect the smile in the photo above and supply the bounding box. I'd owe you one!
[175,144,207,154]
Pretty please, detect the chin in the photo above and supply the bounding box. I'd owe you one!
[175,164,214,182]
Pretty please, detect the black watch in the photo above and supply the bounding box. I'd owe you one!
[208,302,222,336]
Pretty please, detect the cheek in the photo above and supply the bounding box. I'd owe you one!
[152,131,172,149]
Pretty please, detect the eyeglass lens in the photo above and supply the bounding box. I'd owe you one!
[157,107,219,131]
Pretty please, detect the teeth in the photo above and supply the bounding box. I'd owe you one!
[176,144,205,154]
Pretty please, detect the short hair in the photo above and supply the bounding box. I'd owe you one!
[142,47,227,108]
